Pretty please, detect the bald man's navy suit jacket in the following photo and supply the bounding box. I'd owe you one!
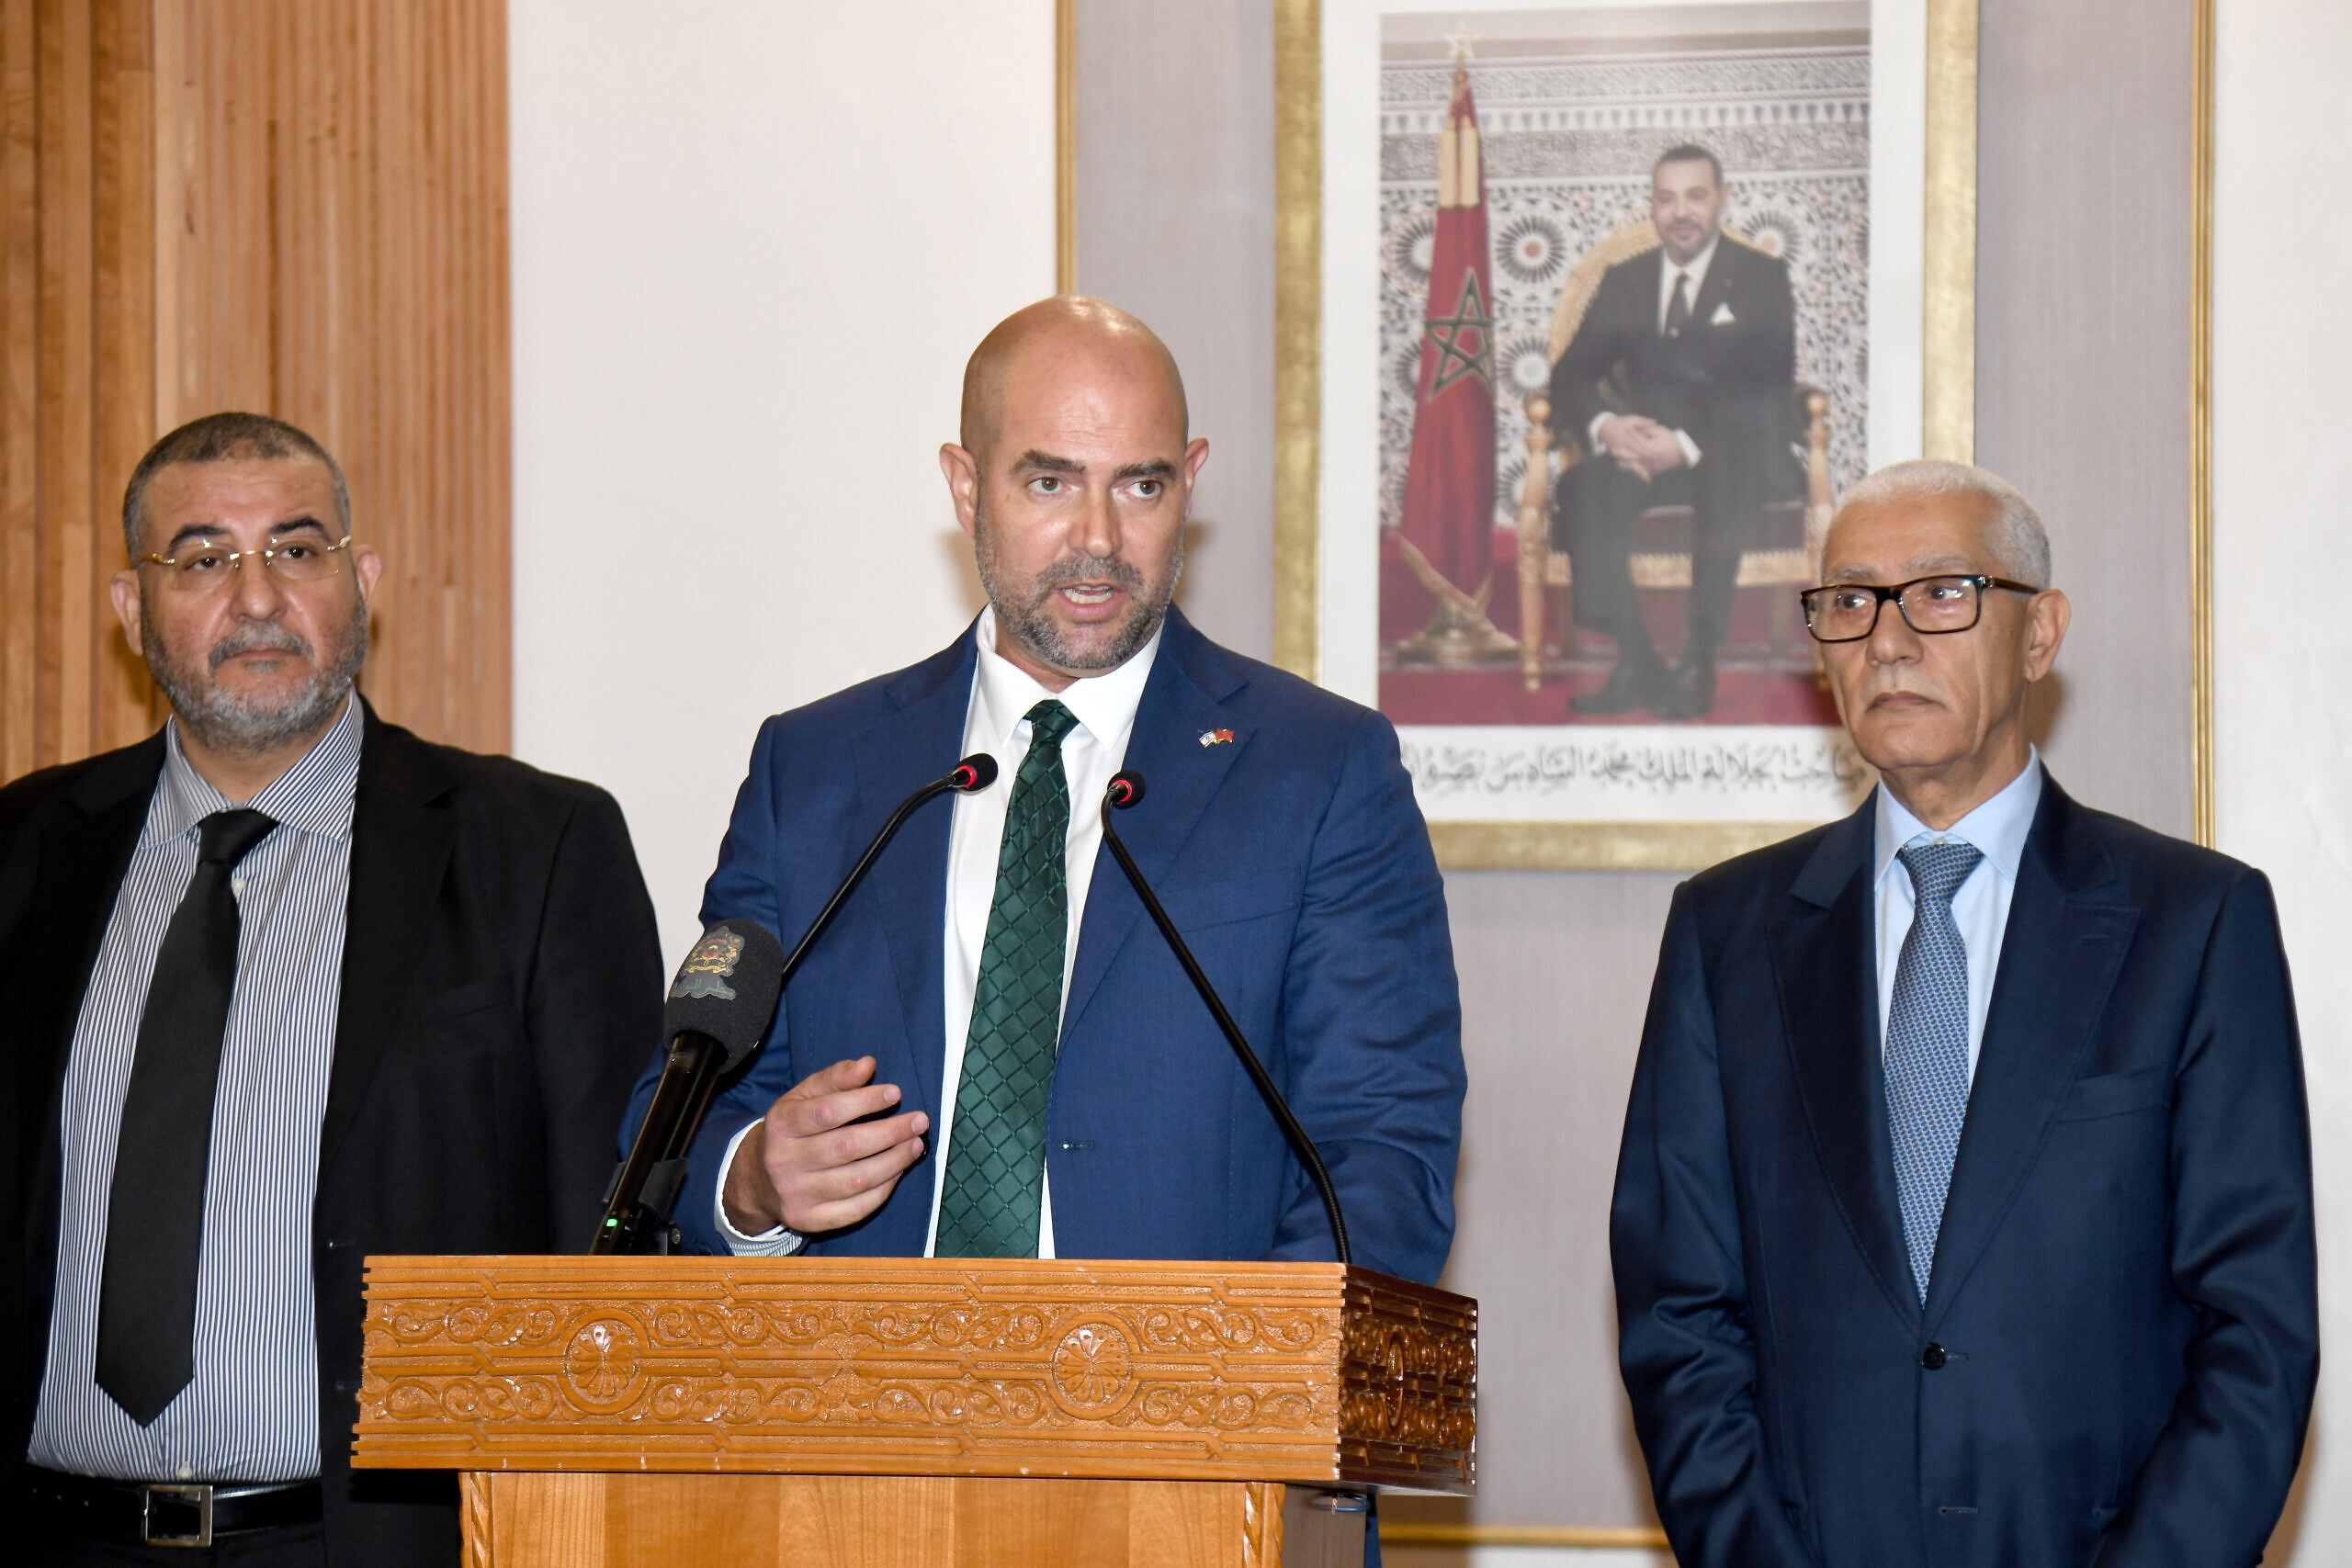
[641,607,1464,1284]
[1611,778,2315,1568]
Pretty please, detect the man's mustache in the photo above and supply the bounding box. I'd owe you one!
[1030,554,1145,598]
[209,622,312,673]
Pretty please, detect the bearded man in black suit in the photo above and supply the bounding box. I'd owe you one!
[0,413,663,1566]
[1549,143,1799,718]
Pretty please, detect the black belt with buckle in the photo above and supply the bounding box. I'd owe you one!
[27,1466,323,1548]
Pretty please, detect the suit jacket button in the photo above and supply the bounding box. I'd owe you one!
[1921,1342,1948,1370]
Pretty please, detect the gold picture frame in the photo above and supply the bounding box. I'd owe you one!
[1273,0,1984,871]
[2188,0,2215,847]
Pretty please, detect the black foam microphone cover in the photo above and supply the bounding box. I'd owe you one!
[661,918,786,1072]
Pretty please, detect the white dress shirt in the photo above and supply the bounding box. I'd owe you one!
[1654,234,1719,336]
[718,608,1162,1255]
[1871,750,2044,1084]
[1589,236,1718,469]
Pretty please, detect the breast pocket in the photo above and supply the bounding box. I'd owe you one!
[2053,1065,2173,1123]
[401,976,514,1032]
[1153,879,1298,934]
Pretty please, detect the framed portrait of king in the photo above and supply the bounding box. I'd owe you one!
[1275,0,1980,867]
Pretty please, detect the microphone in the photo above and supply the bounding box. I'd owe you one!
[590,753,1000,1254]
[592,918,786,1254]
[1095,770,1352,1268]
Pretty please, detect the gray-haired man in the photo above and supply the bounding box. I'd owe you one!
[1611,460,2315,1566]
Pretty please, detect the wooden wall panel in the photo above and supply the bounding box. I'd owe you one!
[90,0,154,753]
[0,0,509,784]
[0,0,160,782]
[1,0,41,778]
[154,0,511,755]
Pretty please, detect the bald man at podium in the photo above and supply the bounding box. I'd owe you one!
[628,298,1465,1289]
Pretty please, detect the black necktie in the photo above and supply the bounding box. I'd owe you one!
[96,807,277,1426]
[1664,270,1692,337]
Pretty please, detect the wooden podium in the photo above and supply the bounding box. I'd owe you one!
[354,1256,1476,1567]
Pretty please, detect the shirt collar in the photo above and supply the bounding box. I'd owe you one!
[1665,234,1721,293]
[144,693,366,849]
[969,605,1162,755]
[1872,746,2043,893]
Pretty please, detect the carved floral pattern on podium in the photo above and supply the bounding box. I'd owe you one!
[356,1262,1476,1490]
[368,1292,1343,1435]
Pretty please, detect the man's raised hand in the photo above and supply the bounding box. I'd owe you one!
[721,1056,929,1237]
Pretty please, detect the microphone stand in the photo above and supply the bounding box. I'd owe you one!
[592,1030,728,1255]
[772,754,995,998]
[1096,773,1351,1268]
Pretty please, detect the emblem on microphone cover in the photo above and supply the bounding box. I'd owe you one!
[669,928,746,1001]
[1198,728,1235,748]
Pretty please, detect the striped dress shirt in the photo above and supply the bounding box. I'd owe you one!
[28,695,363,1482]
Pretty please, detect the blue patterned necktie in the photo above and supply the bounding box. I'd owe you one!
[1884,840,1984,1305]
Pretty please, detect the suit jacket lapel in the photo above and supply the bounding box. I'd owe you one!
[1924,782,2135,1327]
[320,705,458,1179]
[26,739,166,1071]
[850,630,978,1120]
[20,738,164,1352]
[1059,608,1248,1042]
[1687,242,1740,334]
[1770,799,1921,1330]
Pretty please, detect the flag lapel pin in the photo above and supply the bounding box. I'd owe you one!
[1198,728,1235,748]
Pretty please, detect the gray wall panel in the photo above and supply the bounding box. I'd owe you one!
[1976,0,2196,836]
[1072,0,2196,1532]
[1426,868,1679,1527]
[1074,0,1277,661]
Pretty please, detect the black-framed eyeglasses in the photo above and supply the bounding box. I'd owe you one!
[1797,573,2040,644]
[135,532,357,595]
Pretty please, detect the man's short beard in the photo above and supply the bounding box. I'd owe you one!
[973,499,1183,675]
[144,595,370,755]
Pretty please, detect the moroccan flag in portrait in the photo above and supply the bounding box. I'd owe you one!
[1394,63,1496,609]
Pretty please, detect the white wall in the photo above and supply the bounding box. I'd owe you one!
[2212,0,2352,1559]
[509,1,1056,959]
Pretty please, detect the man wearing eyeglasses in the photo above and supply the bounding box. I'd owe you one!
[1610,459,2314,1567]
[0,412,663,1565]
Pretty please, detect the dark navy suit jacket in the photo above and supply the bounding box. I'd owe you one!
[641,607,1464,1284]
[1611,777,2315,1568]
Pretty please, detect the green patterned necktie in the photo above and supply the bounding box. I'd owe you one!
[936,699,1080,1258]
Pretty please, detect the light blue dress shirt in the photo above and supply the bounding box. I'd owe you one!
[1871,749,2044,1085]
